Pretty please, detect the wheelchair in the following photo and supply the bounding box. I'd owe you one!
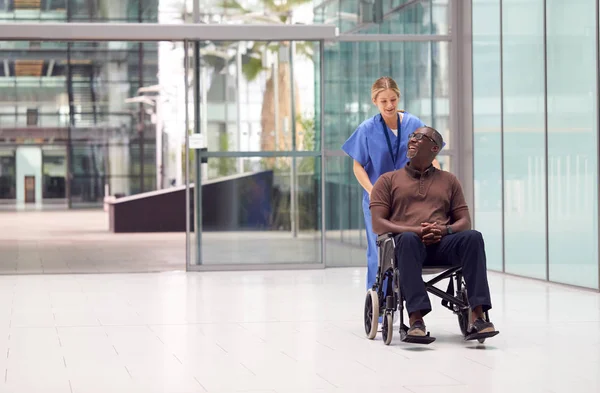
[363,232,499,345]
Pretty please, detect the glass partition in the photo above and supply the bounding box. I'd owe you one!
[321,37,452,266]
[0,39,162,209]
[0,0,161,23]
[188,39,324,268]
[547,0,598,289]
[314,0,450,35]
[472,0,600,289]
[473,0,503,272]
[0,37,187,274]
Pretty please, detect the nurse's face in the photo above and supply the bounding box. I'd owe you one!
[373,89,399,121]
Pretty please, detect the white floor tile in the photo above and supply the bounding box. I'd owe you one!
[0,269,595,393]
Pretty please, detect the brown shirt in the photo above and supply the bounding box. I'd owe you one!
[369,164,468,228]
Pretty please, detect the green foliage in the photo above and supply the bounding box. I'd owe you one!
[209,132,237,177]
[260,0,313,16]
[217,0,250,13]
[297,112,316,174]
[241,55,265,82]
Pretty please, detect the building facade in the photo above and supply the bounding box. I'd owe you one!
[0,0,161,208]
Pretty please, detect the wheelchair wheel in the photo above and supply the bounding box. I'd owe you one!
[364,289,379,339]
[382,312,393,345]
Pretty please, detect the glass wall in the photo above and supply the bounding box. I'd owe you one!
[0,40,160,208]
[472,0,502,272]
[0,0,159,23]
[472,0,599,290]
[502,0,546,280]
[319,33,451,265]
[0,0,174,210]
[547,0,597,288]
[314,1,454,266]
[314,0,449,35]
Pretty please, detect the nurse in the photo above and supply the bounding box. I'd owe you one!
[342,76,441,292]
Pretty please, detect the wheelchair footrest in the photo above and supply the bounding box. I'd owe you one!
[464,330,500,341]
[399,325,436,345]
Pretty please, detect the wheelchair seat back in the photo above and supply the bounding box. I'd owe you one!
[377,236,396,274]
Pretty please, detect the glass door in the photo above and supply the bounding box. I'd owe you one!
[42,146,67,201]
[186,39,326,270]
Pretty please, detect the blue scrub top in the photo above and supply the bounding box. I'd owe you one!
[341,111,426,201]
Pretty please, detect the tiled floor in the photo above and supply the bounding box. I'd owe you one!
[0,210,186,274]
[0,267,598,393]
[0,210,368,274]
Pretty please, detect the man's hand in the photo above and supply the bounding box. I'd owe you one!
[420,222,444,245]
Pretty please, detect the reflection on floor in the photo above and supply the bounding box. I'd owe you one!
[0,267,598,393]
[0,210,185,274]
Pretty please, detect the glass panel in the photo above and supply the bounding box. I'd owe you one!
[42,146,66,199]
[380,0,449,35]
[321,38,449,269]
[0,0,160,23]
[472,0,502,272]
[0,40,173,209]
[323,40,450,151]
[196,40,320,156]
[435,154,451,172]
[196,156,322,265]
[315,0,449,34]
[0,148,16,201]
[0,38,187,274]
[547,0,598,289]
[502,0,546,279]
[325,155,366,267]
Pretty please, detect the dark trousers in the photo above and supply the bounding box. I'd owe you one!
[395,230,492,317]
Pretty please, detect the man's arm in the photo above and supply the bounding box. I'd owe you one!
[444,209,471,235]
[443,175,472,235]
[371,206,422,236]
[370,176,421,236]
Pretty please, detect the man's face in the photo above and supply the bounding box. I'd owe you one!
[407,128,439,160]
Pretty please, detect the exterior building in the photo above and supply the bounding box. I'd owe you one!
[0,0,160,208]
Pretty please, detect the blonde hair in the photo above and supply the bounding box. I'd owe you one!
[371,76,401,101]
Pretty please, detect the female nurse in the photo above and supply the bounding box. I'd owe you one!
[341,76,441,293]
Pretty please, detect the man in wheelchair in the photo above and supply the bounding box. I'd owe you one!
[368,126,499,344]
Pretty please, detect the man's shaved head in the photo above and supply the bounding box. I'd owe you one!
[420,126,444,149]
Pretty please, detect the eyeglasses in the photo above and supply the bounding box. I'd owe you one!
[409,132,438,146]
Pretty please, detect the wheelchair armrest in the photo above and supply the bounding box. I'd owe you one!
[376,232,396,246]
[377,232,394,242]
